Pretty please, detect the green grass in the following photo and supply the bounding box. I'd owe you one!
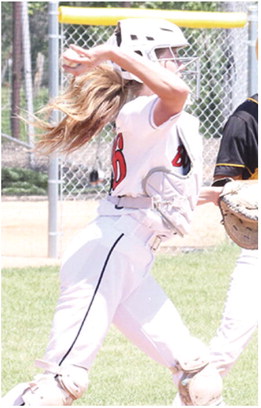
[1,167,48,196]
[1,244,258,405]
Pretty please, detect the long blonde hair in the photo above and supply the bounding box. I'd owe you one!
[33,64,142,154]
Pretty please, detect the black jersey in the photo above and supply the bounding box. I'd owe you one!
[214,94,258,180]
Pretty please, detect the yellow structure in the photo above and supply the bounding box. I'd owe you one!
[58,6,247,29]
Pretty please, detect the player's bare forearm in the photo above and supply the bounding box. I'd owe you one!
[213,174,242,182]
[197,186,222,206]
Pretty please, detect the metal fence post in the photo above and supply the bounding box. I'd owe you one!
[21,1,35,168]
[48,1,59,258]
[247,4,258,96]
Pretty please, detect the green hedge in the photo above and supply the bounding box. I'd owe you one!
[1,167,48,196]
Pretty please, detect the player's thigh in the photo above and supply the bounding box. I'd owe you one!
[113,273,190,368]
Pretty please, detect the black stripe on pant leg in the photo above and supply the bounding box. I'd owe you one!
[58,233,124,366]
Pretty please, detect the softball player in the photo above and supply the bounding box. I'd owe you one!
[209,93,258,377]
[2,19,223,406]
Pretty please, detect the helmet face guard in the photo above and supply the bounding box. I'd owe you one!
[154,52,201,100]
[106,18,200,99]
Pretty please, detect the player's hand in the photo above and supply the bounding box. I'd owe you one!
[62,44,110,76]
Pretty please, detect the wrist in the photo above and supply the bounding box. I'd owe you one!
[103,45,120,62]
[91,45,111,64]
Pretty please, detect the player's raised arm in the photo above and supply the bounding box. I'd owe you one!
[63,19,191,125]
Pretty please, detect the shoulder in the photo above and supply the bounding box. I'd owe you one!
[119,95,157,116]
[176,111,202,155]
[177,110,200,129]
[116,95,156,127]
[116,95,167,139]
[233,94,258,122]
[179,110,199,122]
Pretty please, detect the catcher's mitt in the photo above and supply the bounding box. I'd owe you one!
[218,180,258,250]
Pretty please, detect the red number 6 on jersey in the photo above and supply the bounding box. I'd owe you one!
[111,133,127,190]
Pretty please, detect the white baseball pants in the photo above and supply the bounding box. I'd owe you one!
[209,248,259,376]
[43,214,198,383]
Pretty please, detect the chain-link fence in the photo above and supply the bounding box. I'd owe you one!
[59,5,251,202]
[1,2,257,257]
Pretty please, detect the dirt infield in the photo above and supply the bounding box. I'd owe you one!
[1,198,227,268]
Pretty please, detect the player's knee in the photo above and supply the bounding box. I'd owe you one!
[171,338,223,406]
[22,360,89,406]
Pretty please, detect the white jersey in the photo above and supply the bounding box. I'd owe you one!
[98,94,202,236]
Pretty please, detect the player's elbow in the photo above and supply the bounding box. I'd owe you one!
[175,82,190,102]
[165,85,190,115]
[154,82,191,125]
[168,81,190,107]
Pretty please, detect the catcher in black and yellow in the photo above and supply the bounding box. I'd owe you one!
[173,41,258,407]
[214,93,258,182]
[187,91,258,408]
[208,91,258,378]
[213,94,258,250]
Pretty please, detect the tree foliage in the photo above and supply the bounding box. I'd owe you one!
[58,2,220,11]
[1,2,13,62]
[1,1,220,77]
[1,2,48,77]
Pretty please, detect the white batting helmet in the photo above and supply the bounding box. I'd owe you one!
[106,18,189,82]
